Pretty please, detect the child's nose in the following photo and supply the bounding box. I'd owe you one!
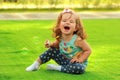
[66,21,70,25]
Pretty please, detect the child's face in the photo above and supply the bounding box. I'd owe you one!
[59,13,77,35]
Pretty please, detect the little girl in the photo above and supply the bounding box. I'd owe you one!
[26,9,92,74]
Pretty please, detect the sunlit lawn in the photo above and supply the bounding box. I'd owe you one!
[0,19,119,80]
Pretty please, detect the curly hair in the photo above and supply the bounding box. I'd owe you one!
[52,9,87,41]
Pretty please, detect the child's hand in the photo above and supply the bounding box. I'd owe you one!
[70,57,83,63]
[45,40,51,48]
[70,57,78,63]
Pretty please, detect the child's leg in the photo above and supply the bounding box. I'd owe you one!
[39,47,71,71]
[25,58,41,71]
[39,47,85,74]
[26,47,85,74]
[46,62,86,74]
[39,47,69,65]
[26,47,64,71]
[61,63,86,74]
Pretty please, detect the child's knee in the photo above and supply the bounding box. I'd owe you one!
[71,63,86,74]
[77,67,85,74]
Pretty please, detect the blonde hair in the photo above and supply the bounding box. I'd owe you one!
[52,9,87,41]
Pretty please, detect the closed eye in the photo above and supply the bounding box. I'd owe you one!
[62,19,66,22]
[70,20,74,23]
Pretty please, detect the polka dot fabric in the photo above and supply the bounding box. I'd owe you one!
[40,47,85,74]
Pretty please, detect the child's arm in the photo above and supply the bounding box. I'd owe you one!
[70,51,83,63]
[50,40,59,48]
[70,37,92,63]
[45,40,59,48]
[75,51,83,58]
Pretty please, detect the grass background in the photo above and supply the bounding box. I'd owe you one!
[0,19,120,80]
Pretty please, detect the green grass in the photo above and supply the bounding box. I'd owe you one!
[0,19,120,80]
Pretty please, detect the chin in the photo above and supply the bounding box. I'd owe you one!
[63,32,72,35]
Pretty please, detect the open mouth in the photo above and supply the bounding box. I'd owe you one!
[64,26,70,30]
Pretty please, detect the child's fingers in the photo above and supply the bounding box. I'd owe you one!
[70,58,77,63]
[70,59,74,63]
[45,40,50,48]
[45,40,49,45]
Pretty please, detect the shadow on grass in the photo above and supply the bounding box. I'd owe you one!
[0,74,12,80]
[7,50,32,54]
[0,31,14,34]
